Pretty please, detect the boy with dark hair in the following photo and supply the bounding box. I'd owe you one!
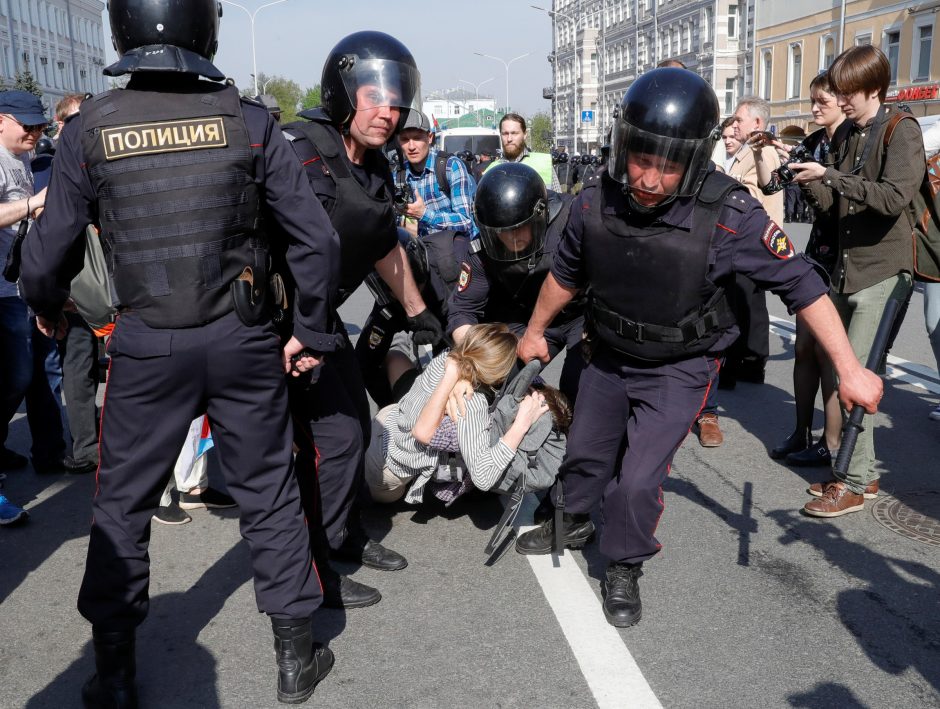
[788,44,922,517]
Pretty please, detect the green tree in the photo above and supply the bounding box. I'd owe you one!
[14,68,43,98]
[240,72,303,124]
[528,112,552,152]
[301,85,321,110]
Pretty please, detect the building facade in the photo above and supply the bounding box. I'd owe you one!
[423,89,497,127]
[547,0,756,155]
[755,0,940,130]
[0,0,106,110]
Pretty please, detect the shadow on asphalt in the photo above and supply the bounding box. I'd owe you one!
[25,540,255,708]
[787,681,869,708]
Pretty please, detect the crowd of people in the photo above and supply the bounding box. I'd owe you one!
[0,0,936,705]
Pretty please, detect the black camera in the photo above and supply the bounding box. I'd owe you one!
[393,182,415,213]
[776,144,815,185]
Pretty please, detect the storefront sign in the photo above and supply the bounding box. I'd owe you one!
[886,84,940,103]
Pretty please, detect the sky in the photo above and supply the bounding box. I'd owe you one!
[101,0,556,116]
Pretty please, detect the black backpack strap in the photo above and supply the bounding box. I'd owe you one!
[435,151,453,200]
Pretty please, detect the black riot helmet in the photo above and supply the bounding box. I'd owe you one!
[608,67,720,205]
[474,162,548,262]
[320,31,420,131]
[104,0,223,78]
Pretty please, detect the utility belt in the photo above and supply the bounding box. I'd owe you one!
[589,289,733,352]
[230,253,290,328]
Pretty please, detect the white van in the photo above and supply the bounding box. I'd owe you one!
[436,127,501,157]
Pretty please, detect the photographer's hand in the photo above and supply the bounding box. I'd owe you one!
[404,192,427,220]
[789,162,827,184]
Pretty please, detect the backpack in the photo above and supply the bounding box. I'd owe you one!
[883,112,940,282]
[433,151,454,201]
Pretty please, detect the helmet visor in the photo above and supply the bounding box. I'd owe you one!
[476,203,548,262]
[608,119,717,201]
[339,56,421,114]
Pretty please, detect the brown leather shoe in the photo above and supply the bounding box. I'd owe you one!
[802,482,864,517]
[696,413,723,447]
[808,479,879,500]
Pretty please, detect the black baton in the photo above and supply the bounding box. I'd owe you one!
[832,298,901,477]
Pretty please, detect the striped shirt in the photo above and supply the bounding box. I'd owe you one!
[384,352,515,494]
[397,148,478,238]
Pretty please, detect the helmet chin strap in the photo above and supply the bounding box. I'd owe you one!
[623,185,675,215]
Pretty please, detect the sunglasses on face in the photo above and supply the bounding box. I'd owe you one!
[3,115,47,133]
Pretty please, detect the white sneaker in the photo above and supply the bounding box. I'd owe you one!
[930,405,940,421]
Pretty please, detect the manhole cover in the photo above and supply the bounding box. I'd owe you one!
[871,491,940,547]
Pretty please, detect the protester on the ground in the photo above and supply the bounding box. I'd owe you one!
[18,0,339,702]
[282,31,440,610]
[486,113,560,190]
[792,45,922,516]
[754,73,850,466]
[0,90,67,475]
[513,68,883,628]
[364,323,567,504]
[153,416,236,525]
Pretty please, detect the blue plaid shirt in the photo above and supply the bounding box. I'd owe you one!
[398,149,478,238]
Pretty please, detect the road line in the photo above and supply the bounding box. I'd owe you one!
[516,500,663,709]
[769,315,940,394]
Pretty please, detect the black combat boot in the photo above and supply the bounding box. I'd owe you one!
[602,562,643,628]
[319,568,382,609]
[81,629,138,709]
[514,513,595,555]
[271,617,334,704]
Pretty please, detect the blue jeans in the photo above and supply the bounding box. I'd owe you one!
[924,282,940,376]
[0,296,66,462]
[830,273,913,493]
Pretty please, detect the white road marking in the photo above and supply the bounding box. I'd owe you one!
[769,315,940,395]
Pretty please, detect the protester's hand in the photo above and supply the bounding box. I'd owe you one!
[515,391,550,429]
[62,298,78,314]
[838,365,883,415]
[789,162,827,183]
[446,379,474,419]
[403,217,418,236]
[29,188,47,217]
[282,336,322,378]
[518,329,550,364]
[36,314,67,340]
[404,191,427,220]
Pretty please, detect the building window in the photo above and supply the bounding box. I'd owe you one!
[789,43,802,99]
[725,77,736,115]
[591,52,597,78]
[703,7,713,44]
[915,23,933,81]
[822,36,835,69]
[855,34,872,46]
[884,30,900,84]
[761,50,772,101]
[728,4,738,40]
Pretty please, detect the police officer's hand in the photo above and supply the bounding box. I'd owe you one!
[403,192,427,221]
[518,328,550,364]
[282,336,322,378]
[36,313,67,340]
[838,365,884,415]
[406,308,443,347]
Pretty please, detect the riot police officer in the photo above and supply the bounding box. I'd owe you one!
[19,0,338,705]
[448,162,584,401]
[281,31,442,608]
[513,68,883,628]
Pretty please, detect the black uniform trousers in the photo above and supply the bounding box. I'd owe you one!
[290,333,371,559]
[60,312,100,462]
[78,311,321,630]
[557,347,719,564]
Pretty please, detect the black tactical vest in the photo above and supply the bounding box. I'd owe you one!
[287,118,396,302]
[81,82,262,328]
[480,192,584,324]
[583,170,738,361]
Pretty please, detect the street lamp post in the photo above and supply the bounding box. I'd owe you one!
[458,77,494,126]
[473,52,530,114]
[531,4,583,154]
[220,0,290,96]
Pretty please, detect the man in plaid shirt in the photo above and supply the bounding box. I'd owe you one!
[394,111,478,238]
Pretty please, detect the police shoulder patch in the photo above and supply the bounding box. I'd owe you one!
[457,261,472,292]
[762,220,795,259]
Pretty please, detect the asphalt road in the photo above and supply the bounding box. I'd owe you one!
[1,222,939,708]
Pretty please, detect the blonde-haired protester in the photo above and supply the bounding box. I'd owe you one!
[364,323,569,504]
